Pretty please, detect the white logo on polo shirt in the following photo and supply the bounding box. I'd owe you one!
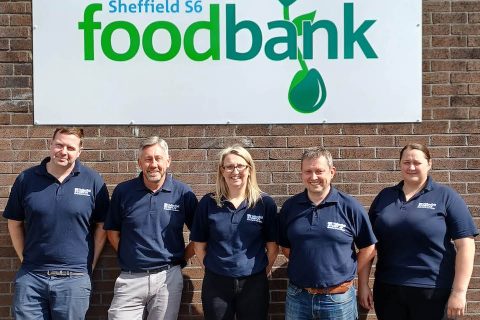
[164,203,180,211]
[417,202,437,210]
[327,222,346,232]
[74,188,91,196]
[247,214,263,223]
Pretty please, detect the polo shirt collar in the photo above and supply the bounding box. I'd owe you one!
[300,186,340,205]
[136,172,173,192]
[220,196,248,210]
[394,176,434,193]
[35,157,82,177]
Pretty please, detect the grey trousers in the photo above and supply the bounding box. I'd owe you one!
[108,266,183,320]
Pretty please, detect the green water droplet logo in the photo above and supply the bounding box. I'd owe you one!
[288,68,327,113]
[278,0,328,114]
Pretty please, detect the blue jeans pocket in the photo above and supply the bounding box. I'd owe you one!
[287,282,303,297]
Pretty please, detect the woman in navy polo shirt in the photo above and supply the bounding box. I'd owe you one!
[369,143,478,320]
[190,145,278,320]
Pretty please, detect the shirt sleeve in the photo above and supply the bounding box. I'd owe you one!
[103,186,122,231]
[3,174,26,221]
[349,198,377,249]
[262,195,278,242]
[92,175,109,223]
[189,195,211,242]
[367,193,381,228]
[183,189,198,231]
[277,203,290,248]
[445,188,479,240]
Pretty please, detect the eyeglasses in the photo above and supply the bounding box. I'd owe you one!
[222,164,249,172]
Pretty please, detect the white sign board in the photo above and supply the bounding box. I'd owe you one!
[32,0,422,124]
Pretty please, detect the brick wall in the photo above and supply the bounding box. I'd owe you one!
[0,0,479,319]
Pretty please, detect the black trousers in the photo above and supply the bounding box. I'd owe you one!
[201,269,269,320]
[373,281,450,320]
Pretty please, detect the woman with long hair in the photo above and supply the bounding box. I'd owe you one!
[190,145,278,320]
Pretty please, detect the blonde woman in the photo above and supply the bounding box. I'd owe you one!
[191,145,278,320]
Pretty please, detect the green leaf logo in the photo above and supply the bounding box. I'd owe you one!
[288,68,327,113]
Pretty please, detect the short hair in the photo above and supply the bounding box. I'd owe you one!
[301,147,334,168]
[52,127,84,147]
[400,143,431,161]
[138,136,169,158]
[214,144,262,208]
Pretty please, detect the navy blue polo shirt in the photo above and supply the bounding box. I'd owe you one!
[369,176,478,289]
[3,158,109,273]
[104,173,198,271]
[278,187,377,288]
[190,193,278,277]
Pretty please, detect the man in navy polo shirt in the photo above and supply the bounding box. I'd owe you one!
[104,136,198,320]
[278,147,377,320]
[3,127,109,320]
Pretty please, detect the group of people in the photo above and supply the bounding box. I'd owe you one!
[3,127,477,320]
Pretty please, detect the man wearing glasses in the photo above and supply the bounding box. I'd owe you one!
[3,127,109,319]
[104,136,198,320]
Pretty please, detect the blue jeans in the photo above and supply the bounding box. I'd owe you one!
[285,283,358,320]
[13,267,91,320]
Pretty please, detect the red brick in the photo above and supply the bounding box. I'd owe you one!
[0,3,28,14]
[469,84,480,94]
[431,60,467,72]
[430,135,467,146]
[423,96,450,108]
[423,13,432,25]
[423,24,450,35]
[468,36,480,47]
[452,1,480,12]
[451,48,480,59]
[452,25,480,35]
[271,125,307,136]
[10,113,32,124]
[432,12,467,23]
[451,72,480,83]
[235,125,270,136]
[451,96,480,108]
[204,125,235,137]
[9,15,31,26]
[423,48,450,59]
[13,63,31,75]
[0,64,13,75]
[377,124,412,135]
[469,13,480,23]
[450,147,480,158]
[340,148,375,159]
[432,108,470,120]
[423,72,449,84]
[412,121,450,134]
[323,136,358,147]
[0,26,29,38]
[468,61,480,71]
[424,1,451,13]
[450,120,480,133]
[395,136,430,147]
[0,113,9,124]
[432,84,468,95]
[137,126,170,137]
[305,124,342,135]
[287,136,322,148]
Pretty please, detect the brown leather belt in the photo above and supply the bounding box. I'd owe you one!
[305,280,354,295]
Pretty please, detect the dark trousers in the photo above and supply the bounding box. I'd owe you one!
[373,281,450,320]
[201,269,269,320]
